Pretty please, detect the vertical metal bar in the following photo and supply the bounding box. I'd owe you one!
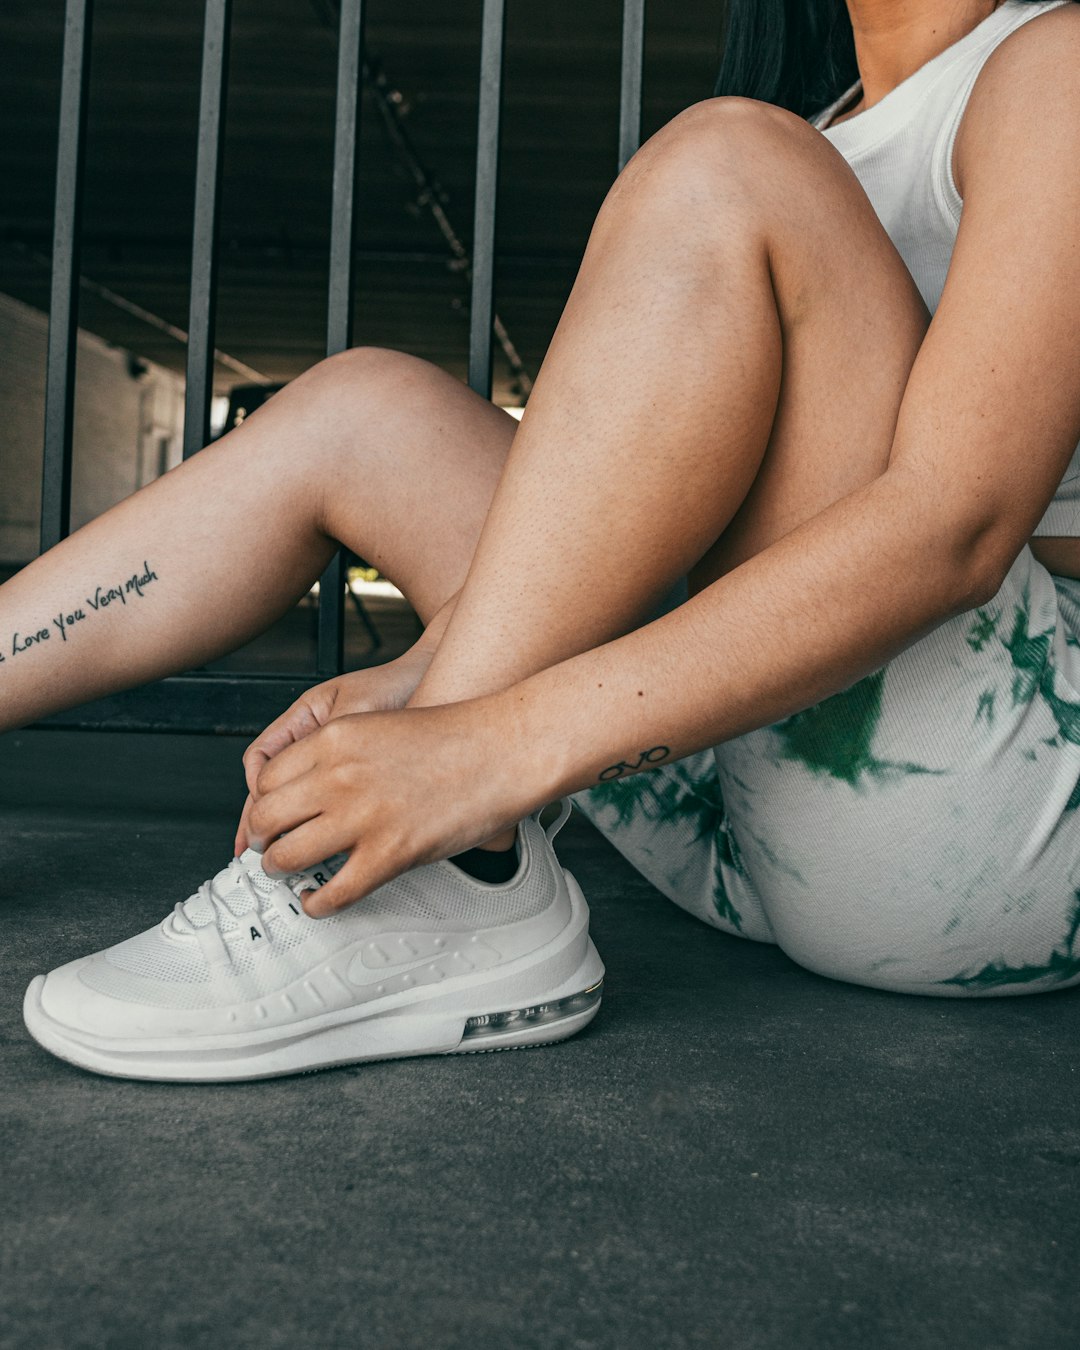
[617,0,646,173]
[41,0,93,553]
[467,0,506,399]
[316,549,346,678]
[183,0,231,460]
[317,0,367,677]
[326,0,366,356]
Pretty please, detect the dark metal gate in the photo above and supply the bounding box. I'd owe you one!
[39,0,646,735]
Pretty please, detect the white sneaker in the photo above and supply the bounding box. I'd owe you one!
[23,802,604,1082]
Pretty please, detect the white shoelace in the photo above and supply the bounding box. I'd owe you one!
[170,856,306,937]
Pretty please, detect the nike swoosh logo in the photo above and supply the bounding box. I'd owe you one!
[345,952,444,988]
[345,936,501,988]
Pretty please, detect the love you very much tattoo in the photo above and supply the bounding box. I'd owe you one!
[2,561,160,663]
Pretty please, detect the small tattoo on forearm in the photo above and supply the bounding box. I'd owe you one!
[1,560,160,665]
[598,745,671,781]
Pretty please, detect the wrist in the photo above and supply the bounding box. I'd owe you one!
[484,677,581,819]
[487,650,679,804]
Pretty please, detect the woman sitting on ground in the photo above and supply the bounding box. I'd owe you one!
[9,0,1080,1080]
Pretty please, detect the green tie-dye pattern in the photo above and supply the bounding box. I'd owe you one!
[1038,679,1080,746]
[586,772,663,831]
[773,669,942,788]
[585,767,744,930]
[940,599,1080,989]
[974,689,996,726]
[966,608,1001,652]
[942,891,1080,991]
[1002,604,1053,707]
[996,597,1080,744]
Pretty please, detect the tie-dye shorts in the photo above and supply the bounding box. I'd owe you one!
[573,545,1080,996]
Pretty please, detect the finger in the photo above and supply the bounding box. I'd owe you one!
[260,815,352,880]
[247,771,323,854]
[243,700,323,798]
[234,792,256,856]
[243,745,269,801]
[254,729,323,798]
[303,846,406,918]
[243,712,307,793]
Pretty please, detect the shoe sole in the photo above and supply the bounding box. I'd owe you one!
[23,875,604,1082]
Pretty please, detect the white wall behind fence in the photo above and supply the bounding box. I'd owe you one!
[0,292,185,564]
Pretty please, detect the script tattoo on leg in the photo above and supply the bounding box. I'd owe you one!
[597,745,671,781]
[2,561,160,664]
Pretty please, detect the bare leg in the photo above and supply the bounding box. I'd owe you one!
[5,101,926,835]
[0,350,514,733]
[411,99,928,716]
[404,100,928,848]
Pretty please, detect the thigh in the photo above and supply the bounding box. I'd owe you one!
[690,114,931,591]
[575,113,933,956]
[572,748,776,945]
[715,544,1080,996]
[577,113,1080,996]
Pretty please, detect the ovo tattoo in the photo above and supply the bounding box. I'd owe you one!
[597,746,671,781]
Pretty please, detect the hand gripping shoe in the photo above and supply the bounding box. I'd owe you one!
[23,802,604,1081]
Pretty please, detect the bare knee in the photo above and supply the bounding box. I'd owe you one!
[209,345,452,524]
[219,344,512,606]
[249,346,459,473]
[647,96,812,164]
[612,97,836,225]
[303,345,445,409]
[611,97,904,298]
[232,346,438,445]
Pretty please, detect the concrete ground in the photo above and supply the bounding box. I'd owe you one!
[3,727,1080,1350]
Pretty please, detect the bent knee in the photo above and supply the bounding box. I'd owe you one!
[663,95,811,152]
[284,346,461,434]
[219,346,446,473]
[308,345,438,395]
[614,95,885,265]
[622,97,836,203]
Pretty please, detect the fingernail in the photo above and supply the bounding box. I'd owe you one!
[301,889,330,918]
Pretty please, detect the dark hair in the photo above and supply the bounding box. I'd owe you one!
[714,0,1072,121]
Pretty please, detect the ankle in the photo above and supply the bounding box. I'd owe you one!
[477,826,518,852]
[450,826,520,884]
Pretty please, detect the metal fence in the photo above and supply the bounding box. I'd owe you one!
[40,0,646,735]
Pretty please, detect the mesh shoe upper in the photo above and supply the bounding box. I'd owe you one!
[74,816,563,1012]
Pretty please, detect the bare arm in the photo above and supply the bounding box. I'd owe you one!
[514,9,1080,793]
[251,15,1080,907]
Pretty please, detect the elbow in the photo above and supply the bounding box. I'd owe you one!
[946,522,1018,613]
[952,560,1007,613]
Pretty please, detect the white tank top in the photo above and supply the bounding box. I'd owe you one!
[812,0,1080,538]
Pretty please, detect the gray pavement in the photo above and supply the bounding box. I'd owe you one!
[2,728,1079,1350]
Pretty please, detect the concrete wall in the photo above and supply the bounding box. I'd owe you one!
[0,293,186,564]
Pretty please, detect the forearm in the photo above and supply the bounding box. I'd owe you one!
[501,470,997,798]
[413,589,459,658]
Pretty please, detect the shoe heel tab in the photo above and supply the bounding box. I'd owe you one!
[534,799,572,844]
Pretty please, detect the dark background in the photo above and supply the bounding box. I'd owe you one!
[1,0,724,404]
